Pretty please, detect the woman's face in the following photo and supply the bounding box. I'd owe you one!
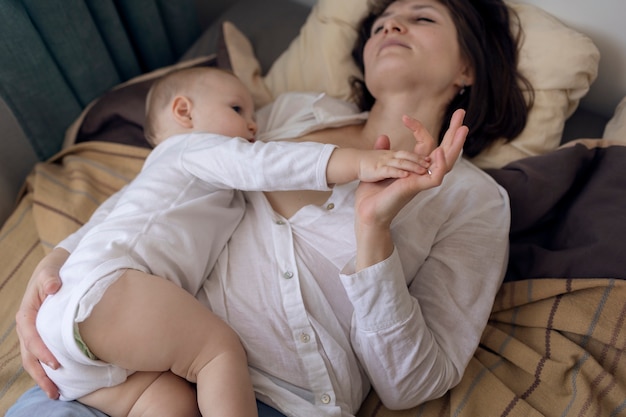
[362,0,469,100]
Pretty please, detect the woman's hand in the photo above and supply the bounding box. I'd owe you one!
[354,109,468,269]
[15,247,69,399]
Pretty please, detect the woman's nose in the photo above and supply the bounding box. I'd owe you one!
[383,18,405,34]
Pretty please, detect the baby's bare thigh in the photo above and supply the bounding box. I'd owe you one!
[79,371,199,417]
[78,268,242,378]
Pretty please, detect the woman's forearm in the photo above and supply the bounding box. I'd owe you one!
[341,248,460,409]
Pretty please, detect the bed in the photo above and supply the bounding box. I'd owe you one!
[1,0,625,416]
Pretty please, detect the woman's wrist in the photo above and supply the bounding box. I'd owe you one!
[355,223,394,271]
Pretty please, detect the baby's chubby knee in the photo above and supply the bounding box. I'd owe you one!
[177,320,249,383]
[128,372,200,417]
[77,371,198,417]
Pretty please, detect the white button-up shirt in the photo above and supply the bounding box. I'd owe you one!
[62,93,510,417]
[201,93,510,416]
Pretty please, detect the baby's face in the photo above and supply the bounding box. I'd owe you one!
[192,73,257,141]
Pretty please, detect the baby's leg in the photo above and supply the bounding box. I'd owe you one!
[80,371,199,417]
[78,269,257,417]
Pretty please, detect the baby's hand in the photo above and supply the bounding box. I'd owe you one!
[357,146,431,183]
[357,114,437,183]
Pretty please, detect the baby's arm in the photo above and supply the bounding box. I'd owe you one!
[183,126,431,192]
[184,137,336,191]
[326,147,430,186]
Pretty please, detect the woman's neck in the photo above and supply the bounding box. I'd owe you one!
[362,94,446,151]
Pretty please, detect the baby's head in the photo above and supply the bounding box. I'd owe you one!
[144,67,257,146]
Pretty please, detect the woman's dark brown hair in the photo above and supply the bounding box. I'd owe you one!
[350,0,534,157]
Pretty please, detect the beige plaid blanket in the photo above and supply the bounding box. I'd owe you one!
[1,141,624,416]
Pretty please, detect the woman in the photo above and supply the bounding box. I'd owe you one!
[9,0,530,416]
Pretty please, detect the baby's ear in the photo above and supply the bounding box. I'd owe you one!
[172,96,193,128]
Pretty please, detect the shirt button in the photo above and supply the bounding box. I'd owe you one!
[321,393,331,404]
[283,271,294,279]
[275,220,285,225]
[326,203,335,210]
[299,333,311,343]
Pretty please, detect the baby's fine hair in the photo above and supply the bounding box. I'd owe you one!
[144,66,236,146]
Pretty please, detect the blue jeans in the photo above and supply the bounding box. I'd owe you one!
[7,386,287,417]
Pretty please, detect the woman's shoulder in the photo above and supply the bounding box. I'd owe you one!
[394,157,509,235]
[444,157,509,203]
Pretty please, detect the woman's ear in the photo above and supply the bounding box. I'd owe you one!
[172,96,193,128]
[457,62,475,89]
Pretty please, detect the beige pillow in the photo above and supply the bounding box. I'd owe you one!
[226,0,600,168]
[262,0,367,104]
[471,2,600,168]
[221,22,274,109]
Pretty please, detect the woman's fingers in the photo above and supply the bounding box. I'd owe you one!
[441,109,466,152]
[16,306,61,398]
[401,109,468,178]
[14,248,68,398]
[16,306,59,370]
[430,109,467,172]
[402,110,466,165]
[402,115,436,155]
[355,110,468,234]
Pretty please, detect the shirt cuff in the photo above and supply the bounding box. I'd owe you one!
[339,248,414,332]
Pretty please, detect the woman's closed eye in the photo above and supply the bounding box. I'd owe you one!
[413,16,435,23]
[371,16,436,35]
[406,14,437,25]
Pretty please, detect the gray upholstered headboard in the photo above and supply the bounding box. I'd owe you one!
[0,0,201,161]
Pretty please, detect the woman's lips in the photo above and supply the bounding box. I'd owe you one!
[379,39,410,52]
